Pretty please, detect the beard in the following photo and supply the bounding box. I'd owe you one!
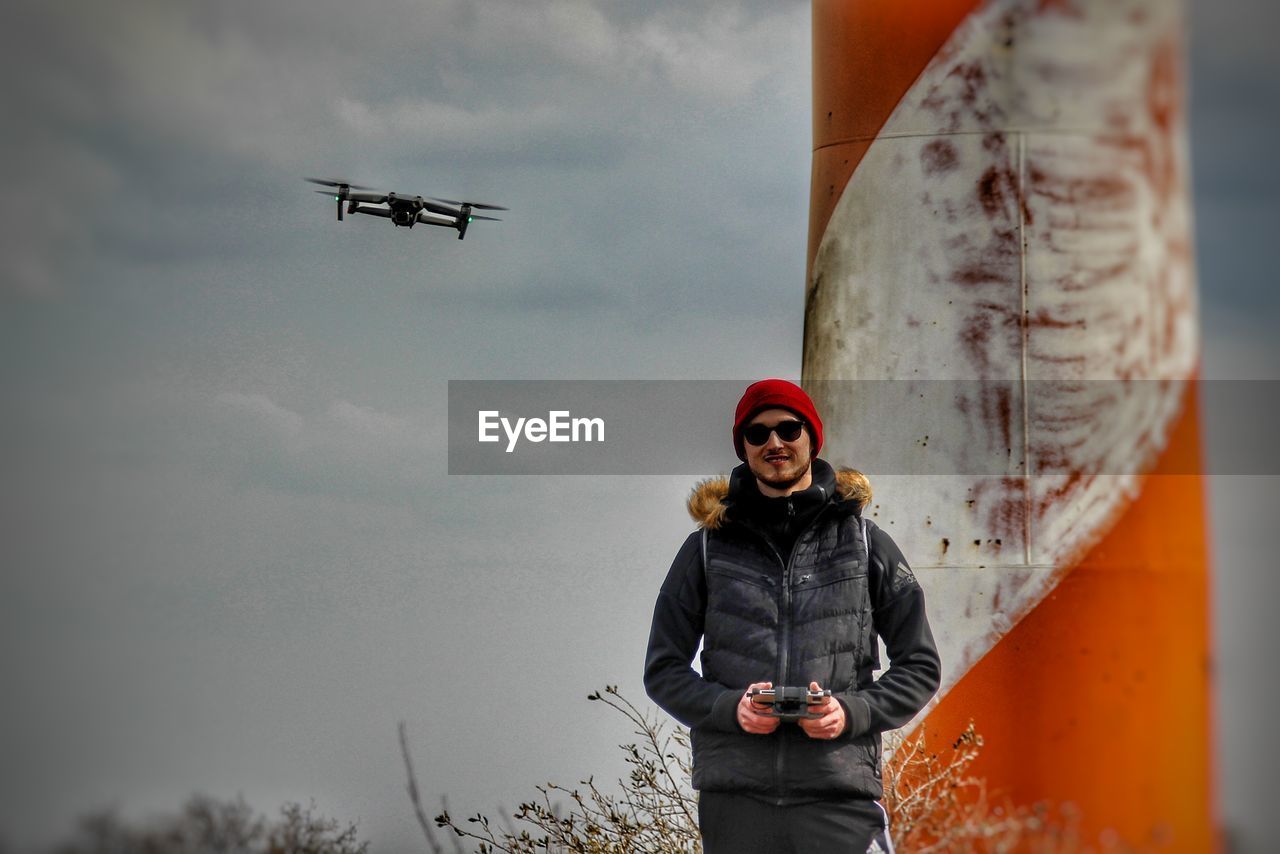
[749,453,812,492]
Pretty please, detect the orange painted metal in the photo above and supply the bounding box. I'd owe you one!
[808,0,980,273]
[920,380,1217,847]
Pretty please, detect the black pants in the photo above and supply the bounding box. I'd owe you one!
[697,792,892,854]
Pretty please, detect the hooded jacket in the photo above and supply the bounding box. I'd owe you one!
[643,459,941,801]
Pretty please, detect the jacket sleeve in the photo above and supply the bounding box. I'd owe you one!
[643,531,743,733]
[836,522,942,737]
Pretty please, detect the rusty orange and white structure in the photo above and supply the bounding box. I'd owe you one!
[803,0,1215,847]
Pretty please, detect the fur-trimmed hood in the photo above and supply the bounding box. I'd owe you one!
[687,462,872,530]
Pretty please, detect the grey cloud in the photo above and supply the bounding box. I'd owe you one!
[202,391,440,502]
[1187,0,1280,319]
[2,0,810,308]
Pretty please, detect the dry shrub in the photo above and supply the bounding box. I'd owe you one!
[50,794,368,854]
[416,690,1128,853]
[883,721,1087,852]
[411,686,700,853]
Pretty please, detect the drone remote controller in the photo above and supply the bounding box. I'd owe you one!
[749,686,832,722]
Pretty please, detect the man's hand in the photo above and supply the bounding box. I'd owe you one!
[736,681,782,734]
[798,681,846,740]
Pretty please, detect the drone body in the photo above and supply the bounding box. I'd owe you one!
[304,178,506,240]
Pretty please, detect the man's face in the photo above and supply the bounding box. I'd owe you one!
[743,408,813,496]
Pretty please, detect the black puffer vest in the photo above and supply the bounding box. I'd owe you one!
[692,461,883,799]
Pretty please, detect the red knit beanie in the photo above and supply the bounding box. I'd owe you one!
[732,379,824,461]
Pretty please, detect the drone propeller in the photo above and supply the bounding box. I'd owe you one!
[469,214,502,222]
[430,197,508,211]
[304,176,375,190]
[313,187,352,220]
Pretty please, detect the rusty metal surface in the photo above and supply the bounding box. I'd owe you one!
[805,0,1197,708]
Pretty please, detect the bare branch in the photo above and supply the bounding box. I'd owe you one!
[399,720,446,854]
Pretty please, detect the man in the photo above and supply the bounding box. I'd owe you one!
[643,379,941,853]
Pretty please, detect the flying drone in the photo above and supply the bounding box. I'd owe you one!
[304,177,506,240]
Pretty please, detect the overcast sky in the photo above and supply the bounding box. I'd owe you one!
[2,0,1278,851]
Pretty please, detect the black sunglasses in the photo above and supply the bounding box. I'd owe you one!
[742,420,806,446]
